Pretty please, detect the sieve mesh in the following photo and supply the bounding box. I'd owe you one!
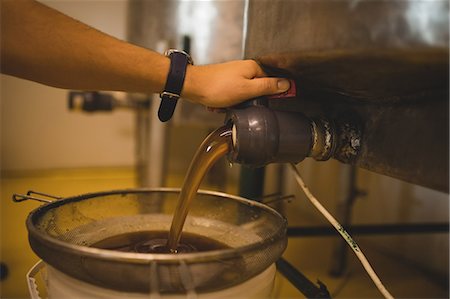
[26,189,287,294]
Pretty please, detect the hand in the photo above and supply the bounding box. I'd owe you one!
[182,60,291,108]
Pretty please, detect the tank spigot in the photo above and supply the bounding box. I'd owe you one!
[226,105,360,166]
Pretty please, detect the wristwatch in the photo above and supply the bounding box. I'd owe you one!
[158,49,194,122]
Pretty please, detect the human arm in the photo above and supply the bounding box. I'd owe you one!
[0,0,290,108]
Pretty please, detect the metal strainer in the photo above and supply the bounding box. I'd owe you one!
[14,188,287,294]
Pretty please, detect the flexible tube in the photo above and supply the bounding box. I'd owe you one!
[289,164,394,299]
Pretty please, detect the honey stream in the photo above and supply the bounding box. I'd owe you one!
[166,124,232,251]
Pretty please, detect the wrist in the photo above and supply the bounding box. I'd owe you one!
[181,65,204,104]
[158,49,193,122]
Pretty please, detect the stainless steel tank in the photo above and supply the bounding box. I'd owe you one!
[240,0,449,192]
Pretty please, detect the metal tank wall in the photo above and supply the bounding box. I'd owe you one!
[128,0,244,64]
[243,0,449,192]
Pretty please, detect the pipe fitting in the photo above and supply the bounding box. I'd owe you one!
[227,106,312,166]
[309,118,336,161]
[227,105,360,166]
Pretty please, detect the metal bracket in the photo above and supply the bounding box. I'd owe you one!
[12,191,62,204]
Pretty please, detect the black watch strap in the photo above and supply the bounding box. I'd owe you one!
[158,50,193,122]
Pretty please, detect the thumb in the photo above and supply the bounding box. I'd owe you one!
[249,77,291,97]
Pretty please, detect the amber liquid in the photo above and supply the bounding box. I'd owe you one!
[166,124,232,251]
[91,231,230,253]
[91,124,232,254]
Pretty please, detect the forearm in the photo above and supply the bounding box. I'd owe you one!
[1,0,290,107]
[0,0,169,94]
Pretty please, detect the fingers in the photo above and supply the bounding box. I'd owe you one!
[247,77,291,98]
[245,59,291,97]
[183,60,293,108]
[248,60,267,78]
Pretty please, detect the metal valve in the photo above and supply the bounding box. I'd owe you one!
[226,100,361,167]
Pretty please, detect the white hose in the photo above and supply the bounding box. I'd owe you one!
[289,164,394,299]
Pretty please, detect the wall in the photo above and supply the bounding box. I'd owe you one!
[0,2,132,297]
[1,0,133,171]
